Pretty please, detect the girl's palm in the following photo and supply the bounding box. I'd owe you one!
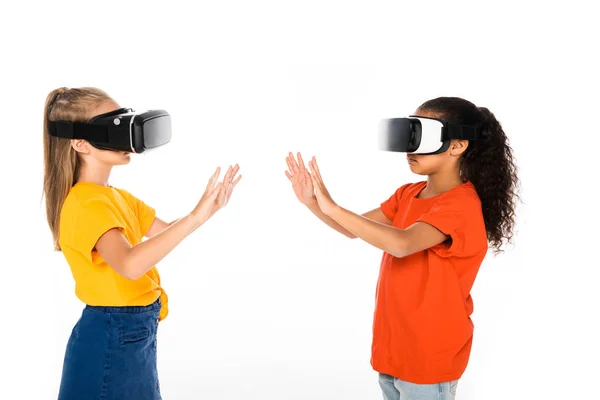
[292,169,314,203]
[286,152,315,205]
[214,164,242,211]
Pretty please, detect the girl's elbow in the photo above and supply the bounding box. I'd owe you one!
[120,255,143,280]
[123,267,143,281]
[389,243,410,258]
[389,250,407,258]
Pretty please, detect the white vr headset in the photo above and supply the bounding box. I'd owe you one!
[379,116,480,155]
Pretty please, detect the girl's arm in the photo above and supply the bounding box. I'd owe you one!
[285,152,392,239]
[96,213,206,280]
[305,201,391,239]
[145,217,178,238]
[99,165,241,280]
[307,157,448,258]
[326,206,447,258]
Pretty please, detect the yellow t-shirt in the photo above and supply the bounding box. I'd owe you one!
[58,181,168,321]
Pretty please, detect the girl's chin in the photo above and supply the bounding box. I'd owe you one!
[408,165,426,175]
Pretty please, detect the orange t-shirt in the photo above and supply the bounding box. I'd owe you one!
[371,181,488,384]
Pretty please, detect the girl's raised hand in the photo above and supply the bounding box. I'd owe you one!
[214,164,242,211]
[285,152,315,205]
[308,156,338,216]
[191,167,224,225]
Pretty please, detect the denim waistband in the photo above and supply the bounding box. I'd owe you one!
[85,297,161,314]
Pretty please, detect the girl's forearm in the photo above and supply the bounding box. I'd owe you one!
[327,205,406,256]
[124,214,201,279]
[305,199,356,238]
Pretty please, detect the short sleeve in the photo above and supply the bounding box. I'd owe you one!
[417,195,485,258]
[119,189,156,236]
[135,197,156,236]
[72,200,126,263]
[380,185,408,221]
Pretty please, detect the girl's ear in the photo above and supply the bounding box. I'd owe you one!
[450,139,469,156]
[71,139,91,154]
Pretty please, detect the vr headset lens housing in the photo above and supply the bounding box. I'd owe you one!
[48,107,172,154]
[379,116,479,155]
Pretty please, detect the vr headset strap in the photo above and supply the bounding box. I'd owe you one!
[444,124,480,140]
[48,121,108,143]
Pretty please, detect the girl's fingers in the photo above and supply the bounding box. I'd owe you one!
[297,152,306,171]
[210,166,221,184]
[232,174,242,187]
[288,152,300,174]
[308,161,319,183]
[211,183,222,200]
[223,188,230,203]
[286,155,296,175]
[311,157,321,177]
[312,158,325,185]
[217,182,225,199]
[230,164,240,182]
[226,164,240,187]
[223,165,233,184]
[311,174,322,196]
[206,167,221,192]
[302,169,313,184]
[285,170,293,181]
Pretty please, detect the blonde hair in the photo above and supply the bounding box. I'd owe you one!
[43,87,115,251]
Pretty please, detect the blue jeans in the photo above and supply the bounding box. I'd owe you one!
[379,373,458,400]
[57,299,162,400]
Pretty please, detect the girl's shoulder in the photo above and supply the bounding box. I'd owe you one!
[63,182,115,207]
[399,181,480,208]
[394,181,427,202]
[446,181,481,202]
[403,181,428,194]
[62,184,96,210]
[60,183,134,221]
[430,181,482,212]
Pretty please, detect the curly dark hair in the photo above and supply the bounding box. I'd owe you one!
[417,97,520,253]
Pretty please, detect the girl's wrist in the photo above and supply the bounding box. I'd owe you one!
[187,211,207,229]
[304,196,318,208]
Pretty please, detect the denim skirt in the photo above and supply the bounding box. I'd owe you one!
[57,298,162,400]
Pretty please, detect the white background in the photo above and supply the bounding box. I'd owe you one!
[1,0,599,399]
